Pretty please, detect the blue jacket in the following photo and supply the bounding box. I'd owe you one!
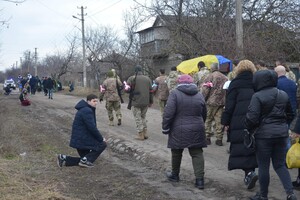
[69,100,104,151]
[277,75,297,113]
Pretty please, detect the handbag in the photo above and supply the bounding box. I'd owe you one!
[286,138,300,168]
[243,89,279,150]
[243,129,255,150]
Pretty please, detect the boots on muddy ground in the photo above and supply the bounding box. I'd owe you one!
[135,131,144,140]
[117,119,121,126]
[143,128,148,139]
[195,178,204,189]
[166,171,179,182]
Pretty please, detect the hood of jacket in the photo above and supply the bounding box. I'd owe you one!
[253,70,278,92]
[75,99,94,111]
[177,83,198,95]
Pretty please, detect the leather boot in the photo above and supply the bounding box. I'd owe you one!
[117,119,121,126]
[166,171,179,182]
[143,128,148,139]
[109,120,114,126]
[195,178,204,189]
[135,132,144,140]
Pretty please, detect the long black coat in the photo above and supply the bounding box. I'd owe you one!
[221,71,257,170]
[69,100,105,151]
[162,84,207,149]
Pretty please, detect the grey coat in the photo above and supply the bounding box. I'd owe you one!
[162,83,207,149]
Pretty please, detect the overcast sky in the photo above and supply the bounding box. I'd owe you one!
[0,0,143,72]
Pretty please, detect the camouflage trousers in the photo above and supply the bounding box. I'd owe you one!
[105,101,122,121]
[132,106,148,133]
[205,105,224,141]
[158,99,167,116]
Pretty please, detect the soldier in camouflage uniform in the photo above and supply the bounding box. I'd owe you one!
[127,66,153,140]
[99,71,123,126]
[153,69,169,116]
[166,66,179,92]
[201,63,228,146]
[194,61,210,91]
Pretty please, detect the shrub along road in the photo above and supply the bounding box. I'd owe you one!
[0,89,298,200]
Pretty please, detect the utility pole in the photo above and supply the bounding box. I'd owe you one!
[236,0,244,59]
[27,51,31,74]
[20,57,23,74]
[34,47,38,76]
[73,6,87,87]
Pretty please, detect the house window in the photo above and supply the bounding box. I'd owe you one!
[140,29,154,44]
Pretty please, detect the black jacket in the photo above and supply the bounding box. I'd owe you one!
[221,71,257,170]
[245,70,294,139]
[162,83,207,149]
[69,100,105,151]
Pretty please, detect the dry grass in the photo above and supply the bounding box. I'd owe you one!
[0,157,74,200]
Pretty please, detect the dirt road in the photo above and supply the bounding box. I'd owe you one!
[0,89,299,200]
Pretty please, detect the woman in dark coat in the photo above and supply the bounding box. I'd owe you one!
[221,60,258,189]
[162,74,207,189]
[245,70,296,200]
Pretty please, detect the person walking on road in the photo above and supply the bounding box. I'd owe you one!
[166,66,179,92]
[201,63,228,146]
[45,77,54,99]
[162,74,207,189]
[245,70,297,200]
[99,70,123,126]
[126,66,153,140]
[221,60,258,190]
[153,69,169,116]
[57,94,107,168]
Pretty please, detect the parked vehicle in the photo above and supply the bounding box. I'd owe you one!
[3,79,16,90]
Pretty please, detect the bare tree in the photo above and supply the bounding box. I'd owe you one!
[133,0,300,63]
[40,36,79,80]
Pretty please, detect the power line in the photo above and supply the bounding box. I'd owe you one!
[89,0,123,17]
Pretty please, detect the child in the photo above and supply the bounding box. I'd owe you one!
[19,89,31,106]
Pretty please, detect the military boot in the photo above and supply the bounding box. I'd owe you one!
[117,118,121,126]
[135,132,144,140]
[109,120,114,126]
[143,128,148,139]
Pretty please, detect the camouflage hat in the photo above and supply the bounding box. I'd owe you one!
[107,70,114,77]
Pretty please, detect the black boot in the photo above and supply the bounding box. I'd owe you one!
[195,178,204,189]
[166,171,179,182]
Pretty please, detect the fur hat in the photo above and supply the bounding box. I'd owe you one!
[177,74,193,84]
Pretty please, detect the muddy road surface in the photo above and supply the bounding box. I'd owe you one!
[0,89,299,200]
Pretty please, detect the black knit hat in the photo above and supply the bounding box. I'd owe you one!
[135,66,142,72]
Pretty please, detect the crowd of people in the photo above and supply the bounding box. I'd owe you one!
[8,60,295,199]
[96,59,299,200]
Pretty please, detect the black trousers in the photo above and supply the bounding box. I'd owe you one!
[65,143,107,166]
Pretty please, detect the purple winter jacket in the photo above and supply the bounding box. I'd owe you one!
[162,83,207,149]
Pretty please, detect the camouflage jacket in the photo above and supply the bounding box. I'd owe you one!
[201,71,228,106]
[166,71,179,91]
[154,75,169,100]
[196,68,210,87]
[100,77,122,101]
[286,71,296,82]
